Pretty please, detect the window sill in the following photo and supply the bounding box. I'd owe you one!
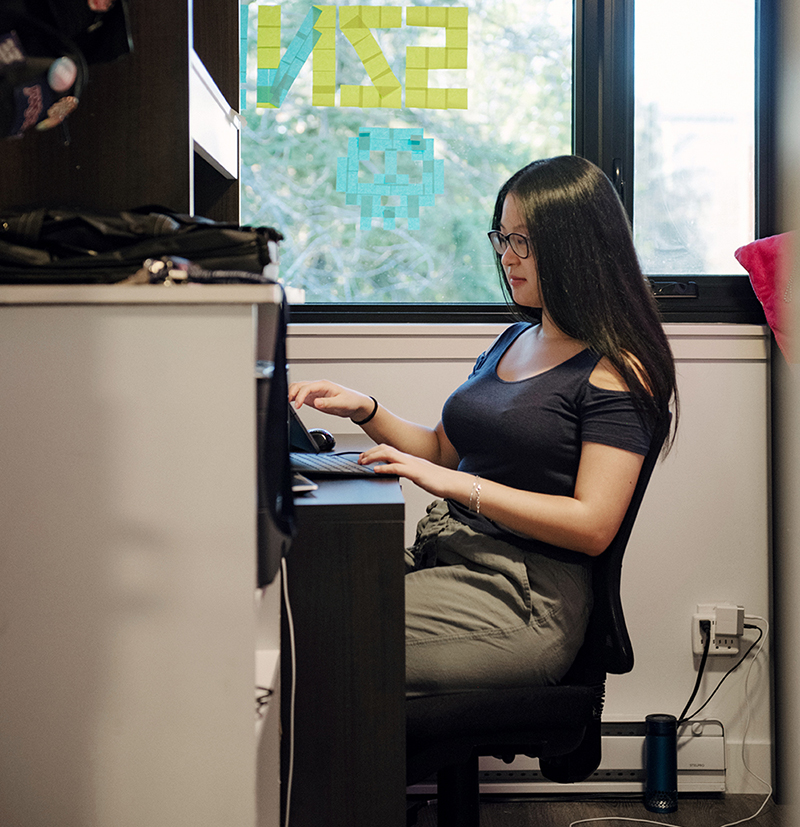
[286,277,766,326]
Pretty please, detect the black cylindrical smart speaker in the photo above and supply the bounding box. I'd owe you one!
[644,713,678,813]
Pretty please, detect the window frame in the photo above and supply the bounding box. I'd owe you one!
[286,0,774,325]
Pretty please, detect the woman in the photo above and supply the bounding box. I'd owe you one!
[288,155,677,697]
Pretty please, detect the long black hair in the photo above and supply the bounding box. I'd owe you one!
[492,155,678,451]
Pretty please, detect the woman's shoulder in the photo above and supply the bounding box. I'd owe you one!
[499,321,532,342]
[588,352,651,394]
[477,322,531,360]
[468,323,531,378]
[588,356,628,392]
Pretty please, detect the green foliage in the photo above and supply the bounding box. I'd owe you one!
[240,0,572,303]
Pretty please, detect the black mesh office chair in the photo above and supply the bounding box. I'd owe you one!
[406,423,669,827]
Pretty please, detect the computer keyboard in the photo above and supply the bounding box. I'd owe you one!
[290,452,377,475]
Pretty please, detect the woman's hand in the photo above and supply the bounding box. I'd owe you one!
[289,380,461,469]
[359,444,468,500]
[363,441,647,558]
[288,380,374,422]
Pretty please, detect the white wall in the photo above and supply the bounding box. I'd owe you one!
[288,321,772,794]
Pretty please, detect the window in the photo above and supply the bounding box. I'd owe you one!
[240,0,772,323]
[633,0,755,277]
[240,0,572,307]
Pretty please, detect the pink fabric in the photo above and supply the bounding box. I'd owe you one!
[735,233,793,358]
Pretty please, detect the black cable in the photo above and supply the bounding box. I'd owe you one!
[680,623,765,724]
[255,686,273,716]
[678,619,711,723]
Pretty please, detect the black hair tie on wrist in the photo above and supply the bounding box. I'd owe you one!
[352,396,379,426]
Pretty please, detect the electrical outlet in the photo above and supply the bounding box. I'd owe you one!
[692,604,742,656]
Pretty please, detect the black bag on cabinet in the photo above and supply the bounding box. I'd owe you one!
[0,207,284,283]
[0,201,296,587]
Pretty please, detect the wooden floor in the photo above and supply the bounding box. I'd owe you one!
[410,794,791,827]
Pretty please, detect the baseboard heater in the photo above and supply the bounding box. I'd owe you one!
[408,719,725,796]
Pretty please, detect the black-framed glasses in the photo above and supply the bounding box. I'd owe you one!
[487,230,531,259]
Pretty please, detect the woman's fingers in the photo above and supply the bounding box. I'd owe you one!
[358,444,399,465]
[289,380,343,411]
[289,380,333,405]
[288,380,369,419]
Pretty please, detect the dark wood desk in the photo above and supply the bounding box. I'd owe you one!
[282,474,406,827]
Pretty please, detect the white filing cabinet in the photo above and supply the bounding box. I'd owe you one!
[0,284,282,827]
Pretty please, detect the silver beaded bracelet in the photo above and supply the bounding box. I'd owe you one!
[469,476,482,514]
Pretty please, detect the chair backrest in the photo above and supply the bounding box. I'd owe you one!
[567,418,670,681]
